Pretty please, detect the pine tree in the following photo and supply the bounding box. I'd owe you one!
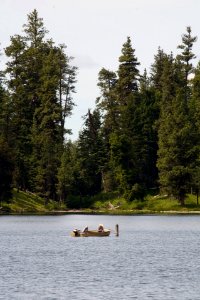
[177,26,197,105]
[0,57,14,203]
[0,137,14,204]
[4,10,77,200]
[177,26,197,83]
[57,141,78,203]
[109,37,145,198]
[76,109,104,196]
[189,62,200,200]
[23,9,48,47]
[5,11,49,191]
[31,46,63,200]
[138,70,159,189]
[116,36,140,103]
[0,65,11,142]
[5,35,32,190]
[151,48,168,93]
[96,67,118,132]
[95,68,118,191]
[157,54,196,204]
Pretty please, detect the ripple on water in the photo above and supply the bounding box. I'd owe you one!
[1,215,200,299]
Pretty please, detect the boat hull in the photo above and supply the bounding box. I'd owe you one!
[71,229,110,237]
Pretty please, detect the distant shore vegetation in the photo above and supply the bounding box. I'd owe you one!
[1,190,200,214]
[1,10,200,211]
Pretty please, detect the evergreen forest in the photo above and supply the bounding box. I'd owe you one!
[1,10,200,210]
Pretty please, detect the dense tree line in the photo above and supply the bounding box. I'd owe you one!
[1,11,200,207]
[0,10,77,203]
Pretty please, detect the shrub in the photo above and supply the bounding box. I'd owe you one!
[126,183,145,201]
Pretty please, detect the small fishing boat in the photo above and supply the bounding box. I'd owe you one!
[71,228,111,237]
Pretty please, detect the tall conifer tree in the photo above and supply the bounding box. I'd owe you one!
[76,109,104,196]
[157,52,196,204]
[4,10,76,200]
[110,37,144,198]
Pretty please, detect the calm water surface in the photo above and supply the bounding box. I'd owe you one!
[1,214,200,299]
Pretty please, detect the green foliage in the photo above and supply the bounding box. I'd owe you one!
[177,26,197,82]
[0,138,14,203]
[66,195,93,209]
[117,36,140,99]
[157,45,197,204]
[1,17,200,212]
[31,44,63,200]
[91,192,200,213]
[151,47,168,92]
[0,189,67,213]
[76,109,104,196]
[126,183,145,202]
[3,9,76,201]
[2,190,45,213]
[57,141,78,201]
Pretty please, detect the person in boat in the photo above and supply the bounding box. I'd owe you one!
[83,226,88,233]
[73,228,80,236]
[98,224,104,232]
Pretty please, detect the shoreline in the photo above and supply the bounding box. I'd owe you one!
[2,209,200,216]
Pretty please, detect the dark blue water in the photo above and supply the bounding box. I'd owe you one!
[1,215,200,299]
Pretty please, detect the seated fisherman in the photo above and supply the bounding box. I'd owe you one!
[83,226,88,233]
[98,224,104,232]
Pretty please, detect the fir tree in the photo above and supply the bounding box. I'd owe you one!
[189,62,200,200]
[0,137,14,203]
[116,36,140,103]
[96,68,118,191]
[5,35,32,190]
[109,37,146,198]
[96,67,118,132]
[56,44,77,141]
[57,141,78,203]
[76,109,104,196]
[4,10,77,200]
[151,47,168,93]
[177,26,197,83]
[157,54,196,204]
[31,46,62,200]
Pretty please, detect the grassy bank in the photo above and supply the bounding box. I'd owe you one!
[1,189,200,215]
[0,189,66,214]
[90,192,200,214]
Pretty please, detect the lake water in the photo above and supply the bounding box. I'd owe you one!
[1,215,200,300]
